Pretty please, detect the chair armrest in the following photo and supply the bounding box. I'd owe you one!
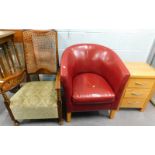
[0,70,25,93]
[107,60,130,109]
[55,70,61,90]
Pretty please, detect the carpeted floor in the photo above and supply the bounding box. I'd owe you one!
[0,94,155,126]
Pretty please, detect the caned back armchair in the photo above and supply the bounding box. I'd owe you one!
[0,30,62,125]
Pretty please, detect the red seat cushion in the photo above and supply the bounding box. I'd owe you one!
[72,73,115,104]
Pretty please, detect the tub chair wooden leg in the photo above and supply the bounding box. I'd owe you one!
[109,110,117,119]
[67,112,71,122]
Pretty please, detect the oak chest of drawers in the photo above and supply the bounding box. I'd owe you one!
[119,62,155,111]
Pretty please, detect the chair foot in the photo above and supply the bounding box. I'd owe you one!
[66,112,71,122]
[58,119,63,125]
[109,110,117,119]
[14,120,20,126]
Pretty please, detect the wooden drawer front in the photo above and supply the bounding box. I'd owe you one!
[124,88,150,99]
[121,98,145,108]
[127,79,154,89]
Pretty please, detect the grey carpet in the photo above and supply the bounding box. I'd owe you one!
[0,94,155,126]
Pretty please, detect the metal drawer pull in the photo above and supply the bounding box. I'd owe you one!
[135,82,144,86]
[131,92,142,96]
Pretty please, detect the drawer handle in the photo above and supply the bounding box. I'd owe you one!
[135,82,144,86]
[128,102,140,104]
[131,92,142,96]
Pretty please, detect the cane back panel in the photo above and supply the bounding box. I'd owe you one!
[23,30,58,74]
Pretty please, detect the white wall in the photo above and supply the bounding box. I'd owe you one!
[58,29,155,63]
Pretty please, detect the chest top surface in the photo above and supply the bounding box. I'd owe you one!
[125,62,155,78]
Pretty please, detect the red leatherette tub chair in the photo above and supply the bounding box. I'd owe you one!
[61,44,130,122]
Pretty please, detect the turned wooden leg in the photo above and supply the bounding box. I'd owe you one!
[109,110,117,119]
[58,113,63,125]
[56,90,63,125]
[140,108,144,112]
[1,93,19,126]
[67,112,71,122]
[58,101,63,125]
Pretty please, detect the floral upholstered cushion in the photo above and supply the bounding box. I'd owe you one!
[10,81,58,120]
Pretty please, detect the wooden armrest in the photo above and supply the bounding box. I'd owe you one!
[0,69,25,92]
[0,80,4,83]
[55,70,61,90]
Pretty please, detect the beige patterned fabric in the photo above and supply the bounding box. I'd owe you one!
[23,30,57,74]
[10,81,58,120]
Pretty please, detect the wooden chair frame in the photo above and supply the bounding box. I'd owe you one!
[0,31,25,125]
